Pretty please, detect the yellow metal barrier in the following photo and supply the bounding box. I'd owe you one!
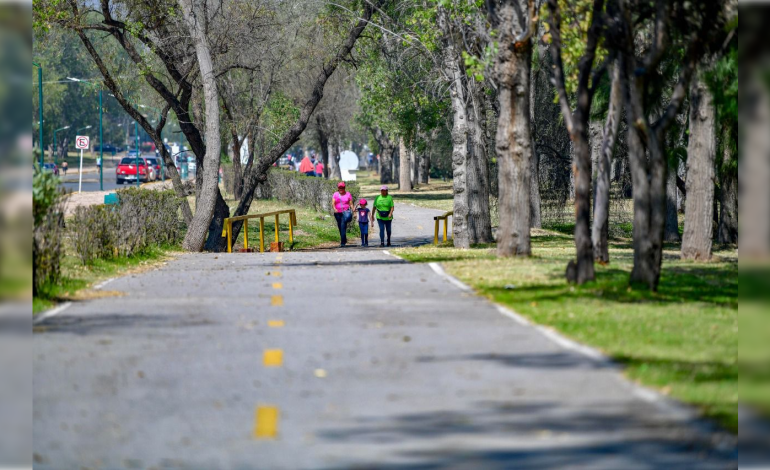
[433,211,453,244]
[221,209,298,253]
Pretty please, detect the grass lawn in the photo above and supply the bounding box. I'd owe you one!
[224,197,358,251]
[33,237,178,315]
[394,234,738,433]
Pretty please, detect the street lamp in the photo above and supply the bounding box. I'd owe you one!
[76,125,92,133]
[52,125,71,165]
[33,62,44,167]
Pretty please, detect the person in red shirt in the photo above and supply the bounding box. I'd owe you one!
[298,154,315,176]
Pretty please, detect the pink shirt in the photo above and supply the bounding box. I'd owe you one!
[333,191,353,212]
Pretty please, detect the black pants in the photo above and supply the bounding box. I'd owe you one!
[377,218,392,244]
[334,212,349,245]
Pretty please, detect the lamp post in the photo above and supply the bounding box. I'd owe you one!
[33,62,44,167]
[52,125,71,166]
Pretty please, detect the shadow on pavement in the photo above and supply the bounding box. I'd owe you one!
[33,313,216,335]
[314,400,735,469]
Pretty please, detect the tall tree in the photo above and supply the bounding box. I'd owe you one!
[178,0,222,252]
[592,62,622,262]
[681,68,716,259]
[437,3,493,248]
[547,0,606,283]
[491,0,537,256]
[613,0,729,289]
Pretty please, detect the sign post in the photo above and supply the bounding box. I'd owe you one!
[75,135,90,193]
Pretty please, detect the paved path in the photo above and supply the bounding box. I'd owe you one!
[33,204,735,469]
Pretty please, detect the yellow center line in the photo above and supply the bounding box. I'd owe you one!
[272,282,283,289]
[271,271,282,278]
[271,295,284,306]
[268,320,285,328]
[253,405,279,439]
[263,349,283,367]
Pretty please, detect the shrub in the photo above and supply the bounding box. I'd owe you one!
[116,188,184,256]
[70,205,118,264]
[33,168,66,295]
[69,188,185,263]
[257,169,360,216]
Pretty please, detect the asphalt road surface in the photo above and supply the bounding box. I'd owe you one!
[32,204,736,469]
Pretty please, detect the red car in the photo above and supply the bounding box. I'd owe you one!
[116,157,151,184]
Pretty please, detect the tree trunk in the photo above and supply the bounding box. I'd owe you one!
[179,0,223,252]
[571,122,596,283]
[330,138,342,180]
[445,48,471,249]
[592,63,621,262]
[494,2,532,256]
[231,135,243,200]
[717,144,738,244]
[419,149,430,184]
[399,136,412,191]
[681,72,716,260]
[468,85,494,244]
[316,115,330,179]
[664,164,681,242]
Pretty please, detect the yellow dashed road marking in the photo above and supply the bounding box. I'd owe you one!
[268,320,285,328]
[263,349,283,367]
[271,271,282,277]
[253,406,279,439]
[271,295,284,306]
[272,283,283,289]
[417,225,423,230]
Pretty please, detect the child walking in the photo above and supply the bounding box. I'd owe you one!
[356,199,371,247]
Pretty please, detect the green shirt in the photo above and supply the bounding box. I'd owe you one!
[373,194,394,220]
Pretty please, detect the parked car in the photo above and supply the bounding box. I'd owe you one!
[116,156,151,184]
[145,156,162,181]
[127,149,140,158]
[95,143,117,154]
[42,162,59,176]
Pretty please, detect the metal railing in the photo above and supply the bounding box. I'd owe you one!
[222,209,298,253]
[433,211,453,245]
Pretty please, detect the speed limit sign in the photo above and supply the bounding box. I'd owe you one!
[75,135,90,150]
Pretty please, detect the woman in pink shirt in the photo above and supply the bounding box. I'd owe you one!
[332,181,354,247]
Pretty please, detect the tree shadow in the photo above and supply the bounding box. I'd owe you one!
[33,313,216,335]
[493,264,737,308]
[314,399,735,469]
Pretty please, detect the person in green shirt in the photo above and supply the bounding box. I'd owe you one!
[371,185,395,247]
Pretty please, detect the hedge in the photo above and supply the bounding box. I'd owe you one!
[255,168,360,215]
[69,188,185,264]
[33,169,66,295]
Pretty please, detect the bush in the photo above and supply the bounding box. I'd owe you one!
[33,168,66,295]
[69,188,185,264]
[70,205,118,264]
[256,169,360,215]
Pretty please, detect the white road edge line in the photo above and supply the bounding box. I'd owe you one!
[428,262,472,292]
[34,301,72,325]
[382,250,403,260]
[93,277,116,290]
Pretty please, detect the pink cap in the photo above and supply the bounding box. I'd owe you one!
[380,185,389,191]
[337,181,346,188]
[359,198,367,206]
